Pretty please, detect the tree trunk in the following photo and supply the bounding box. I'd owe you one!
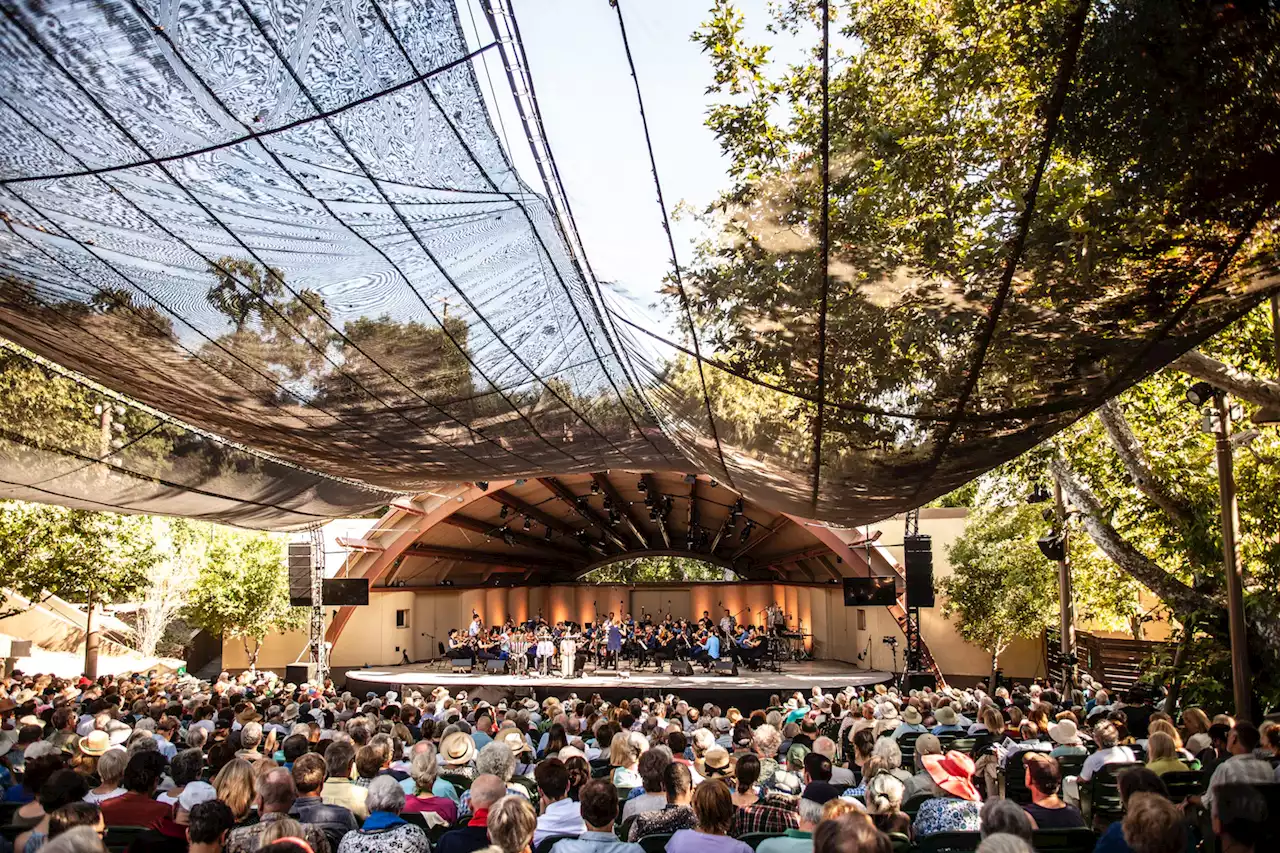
[243,636,258,672]
[1096,401,1200,532]
[1172,350,1280,410]
[1163,615,1195,715]
[989,644,1003,693]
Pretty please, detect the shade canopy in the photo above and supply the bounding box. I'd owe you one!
[0,0,1277,529]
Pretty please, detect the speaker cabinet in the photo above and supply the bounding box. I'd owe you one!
[670,661,694,676]
[451,659,473,673]
[288,542,314,606]
[713,659,738,676]
[905,671,937,691]
[904,534,935,608]
[486,659,506,673]
[285,663,317,684]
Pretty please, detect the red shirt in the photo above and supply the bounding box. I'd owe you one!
[100,791,172,828]
[468,807,489,828]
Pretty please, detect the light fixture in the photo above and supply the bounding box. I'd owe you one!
[523,517,532,532]
[1037,533,1066,562]
[499,505,509,519]
[515,479,527,486]
[1185,381,1219,407]
[683,473,696,484]
[710,478,719,488]
[649,508,658,521]
[544,527,553,541]
[590,481,600,495]
[475,481,489,491]
[637,480,647,493]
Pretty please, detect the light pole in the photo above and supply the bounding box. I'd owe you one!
[1187,381,1252,720]
[1053,477,1076,691]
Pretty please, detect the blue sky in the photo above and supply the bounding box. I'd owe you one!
[458,0,802,336]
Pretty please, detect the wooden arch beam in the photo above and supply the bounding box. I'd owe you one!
[325,480,514,649]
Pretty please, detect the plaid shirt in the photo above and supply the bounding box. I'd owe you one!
[729,792,799,836]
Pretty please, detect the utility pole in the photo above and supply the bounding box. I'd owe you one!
[85,404,113,680]
[1052,476,1076,691]
[1212,394,1252,721]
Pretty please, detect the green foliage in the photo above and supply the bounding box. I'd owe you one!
[941,504,1061,680]
[0,501,155,616]
[183,529,305,667]
[582,555,730,585]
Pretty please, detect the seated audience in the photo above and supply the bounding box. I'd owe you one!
[666,780,751,853]
[335,776,428,853]
[1020,754,1083,829]
[913,751,983,837]
[533,759,584,847]
[628,763,696,842]
[549,779,642,853]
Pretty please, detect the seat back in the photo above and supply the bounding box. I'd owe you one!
[637,833,672,853]
[440,773,472,792]
[1160,770,1205,804]
[617,815,636,841]
[1056,753,1086,780]
[888,832,912,853]
[104,826,148,853]
[1031,828,1096,853]
[903,792,932,819]
[898,733,921,769]
[740,832,785,850]
[1002,751,1033,804]
[915,830,982,853]
[1084,762,1144,827]
[950,737,976,755]
[936,733,959,753]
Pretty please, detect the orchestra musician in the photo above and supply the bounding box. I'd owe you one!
[691,626,722,671]
[468,610,483,637]
[535,627,554,676]
[559,623,579,678]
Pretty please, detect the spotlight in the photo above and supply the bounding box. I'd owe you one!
[1037,533,1066,562]
[544,527,553,541]
[1027,483,1051,504]
[576,497,588,511]
[515,478,527,486]
[710,478,719,488]
[740,525,751,543]
[476,481,489,491]
[1185,381,1219,407]
[637,480,647,493]
[499,505,509,519]
[523,517,532,532]
[649,508,658,522]
[590,481,600,495]
[684,473,696,484]
[603,497,613,510]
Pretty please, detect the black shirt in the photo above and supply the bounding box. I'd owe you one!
[1023,802,1085,829]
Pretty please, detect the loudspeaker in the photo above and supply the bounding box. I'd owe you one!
[904,534,935,608]
[285,663,317,684]
[905,671,937,691]
[288,542,314,606]
[713,659,737,676]
[670,661,694,676]
[486,659,506,673]
[451,659,473,672]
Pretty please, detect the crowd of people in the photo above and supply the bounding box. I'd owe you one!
[446,606,801,676]
[0,669,1274,853]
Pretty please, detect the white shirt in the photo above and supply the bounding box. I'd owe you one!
[622,792,667,822]
[534,797,586,846]
[1202,754,1276,810]
[84,788,126,804]
[1078,745,1135,781]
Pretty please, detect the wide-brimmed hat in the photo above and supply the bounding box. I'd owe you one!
[498,729,530,755]
[902,707,923,725]
[79,730,111,757]
[440,732,476,765]
[726,708,743,725]
[702,746,732,776]
[786,743,811,768]
[922,751,980,801]
[18,715,41,728]
[1049,719,1079,745]
[935,706,958,726]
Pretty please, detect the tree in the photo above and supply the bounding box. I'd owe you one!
[940,504,1060,690]
[0,501,154,619]
[582,555,730,585]
[133,518,207,658]
[183,529,305,670]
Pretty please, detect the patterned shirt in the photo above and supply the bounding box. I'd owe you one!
[227,813,333,853]
[628,805,697,841]
[729,792,799,836]
[912,798,982,837]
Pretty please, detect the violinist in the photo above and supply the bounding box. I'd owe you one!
[692,626,722,671]
[732,625,765,671]
[446,628,473,662]
[468,610,484,637]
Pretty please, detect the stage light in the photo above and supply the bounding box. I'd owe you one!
[499,505,509,519]
[523,516,532,532]
[1027,483,1050,504]
[515,479,527,486]
[476,481,489,491]
[649,508,658,521]
[590,481,600,495]
[637,480,647,493]
[1185,381,1219,407]
[1037,532,1066,561]
[603,497,612,510]
[684,473,696,484]
[710,478,719,488]
[544,527,553,541]
[576,497,588,511]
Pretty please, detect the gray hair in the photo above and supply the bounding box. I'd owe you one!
[475,741,516,781]
[752,725,781,757]
[97,748,129,785]
[186,727,208,750]
[798,798,825,826]
[871,737,902,769]
[41,827,105,853]
[409,743,440,792]
[977,835,1034,853]
[981,799,1034,840]
[812,737,837,760]
[366,775,406,815]
[690,728,715,754]
[240,722,263,749]
[865,772,905,814]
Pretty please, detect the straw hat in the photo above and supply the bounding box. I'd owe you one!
[1049,719,1079,745]
[935,706,958,726]
[922,751,979,801]
[902,707,923,726]
[440,731,476,765]
[702,746,732,777]
[498,728,530,755]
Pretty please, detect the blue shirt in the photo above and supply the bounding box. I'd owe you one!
[706,635,721,657]
[551,830,645,853]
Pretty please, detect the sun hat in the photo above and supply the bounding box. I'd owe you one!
[786,743,811,768]
[921,751,980,801]
[440,731,476,765]
[913,734,942,758]
[18,715,41,728]
[935,706,958,726]
[702,746,732,777]
[498,729,530,754]
[79,730,110,757]
[902,707,923,725]
[1048,719,1079,745]
[178,781,217,812]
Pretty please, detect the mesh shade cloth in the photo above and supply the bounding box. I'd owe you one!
[0,0,1277,529]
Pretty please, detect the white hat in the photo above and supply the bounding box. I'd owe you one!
[178,781,217,812]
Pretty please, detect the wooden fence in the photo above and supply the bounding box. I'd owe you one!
[1046,629,1174,694]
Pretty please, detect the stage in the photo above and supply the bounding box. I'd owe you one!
[341,661,893,707]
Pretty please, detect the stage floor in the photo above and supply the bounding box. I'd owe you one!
[342,661,891,704]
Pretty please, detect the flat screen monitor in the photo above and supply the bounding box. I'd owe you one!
[843,576,897,607]
[322,578,369,606]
